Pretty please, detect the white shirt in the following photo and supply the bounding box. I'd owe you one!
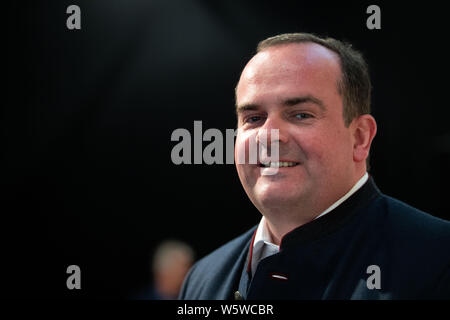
[251,172,369,276]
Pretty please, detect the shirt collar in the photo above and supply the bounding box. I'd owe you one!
[251,216,280,276]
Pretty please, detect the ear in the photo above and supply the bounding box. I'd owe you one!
[351,114,377,164]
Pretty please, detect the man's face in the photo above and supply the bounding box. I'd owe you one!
[235,43,356,215]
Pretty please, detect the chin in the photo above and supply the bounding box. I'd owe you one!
[254,187,302,208]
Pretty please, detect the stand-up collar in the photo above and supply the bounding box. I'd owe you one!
[279,175,382,250]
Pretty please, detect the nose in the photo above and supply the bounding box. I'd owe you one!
[255,115,288,146]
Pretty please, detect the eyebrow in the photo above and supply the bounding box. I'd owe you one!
[236,95,326,114]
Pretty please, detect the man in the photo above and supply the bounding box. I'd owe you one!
[143,240,194,300]
[179,33,450,299]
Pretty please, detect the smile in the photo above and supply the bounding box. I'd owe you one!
[259,161,300,168]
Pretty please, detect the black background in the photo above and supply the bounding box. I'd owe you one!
[3,1,450,298]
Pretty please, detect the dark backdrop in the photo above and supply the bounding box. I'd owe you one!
[3,0,449,298]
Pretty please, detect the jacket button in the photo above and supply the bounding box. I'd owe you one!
[234,291,243,300]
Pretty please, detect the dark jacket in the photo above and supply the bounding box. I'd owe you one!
[179,177,450,299]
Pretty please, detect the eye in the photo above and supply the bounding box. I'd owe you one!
[245,115,264,124]
[295,113,313,120]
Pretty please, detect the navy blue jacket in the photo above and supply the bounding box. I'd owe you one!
[179,177,450,299]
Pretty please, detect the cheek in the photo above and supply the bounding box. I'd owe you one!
[235,133,256,186]
[321,128,353,168]
[235,129,262,167]
[234,136,245,165]
[235,130,252,162]
[295,130,328,162]
[297,127,349,166]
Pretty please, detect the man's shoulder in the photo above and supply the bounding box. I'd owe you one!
[379,194,450,237]
[372,193,450,264]
[368,194,450,297]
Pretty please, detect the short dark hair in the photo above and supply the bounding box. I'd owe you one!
[256,33,372,127]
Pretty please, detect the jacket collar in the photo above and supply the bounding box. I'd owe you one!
[279,175,382,250]
[242,175,382,293]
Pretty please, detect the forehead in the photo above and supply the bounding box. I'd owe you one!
[236,43,341,104]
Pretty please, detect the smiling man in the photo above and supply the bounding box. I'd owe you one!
[179,33,450,299]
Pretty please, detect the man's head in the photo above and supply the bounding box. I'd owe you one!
[152,240,194,299]
[256,33,372,128]
[234,33,377,231]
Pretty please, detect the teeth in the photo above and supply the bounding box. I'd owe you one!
[261,161,298,168]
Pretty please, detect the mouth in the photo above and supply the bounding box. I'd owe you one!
[258,161,300,168]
